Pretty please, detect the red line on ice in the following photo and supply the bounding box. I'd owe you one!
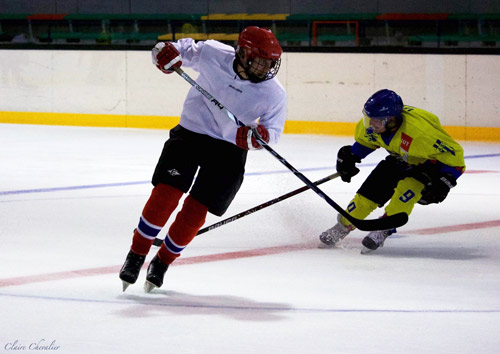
[1,219,499,288]
[407,219,500,235]
[0,243,312,288]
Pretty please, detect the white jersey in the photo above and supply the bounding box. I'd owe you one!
[168,38,287,145]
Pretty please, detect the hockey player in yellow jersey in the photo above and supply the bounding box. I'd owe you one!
[319,89,465,251]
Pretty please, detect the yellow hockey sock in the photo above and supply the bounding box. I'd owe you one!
[384,177,424,217]
[339,193,378,229]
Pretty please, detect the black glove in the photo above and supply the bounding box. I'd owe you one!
[336,145,362,183]
[416,172,457,205]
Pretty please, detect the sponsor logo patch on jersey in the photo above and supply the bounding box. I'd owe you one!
[400,132,413,162]
[400,133,413,152]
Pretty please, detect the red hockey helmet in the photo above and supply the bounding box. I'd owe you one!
[236,26,282,83]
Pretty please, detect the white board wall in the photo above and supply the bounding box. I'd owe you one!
[0,49,498,128]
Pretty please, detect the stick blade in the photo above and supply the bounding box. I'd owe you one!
[351,212,408,231]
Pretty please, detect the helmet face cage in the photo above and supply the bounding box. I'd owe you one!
[236,26,282,83]
[238,48,281,82]
[362,109,391,130]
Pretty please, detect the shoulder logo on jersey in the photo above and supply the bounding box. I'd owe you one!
[400,132,413,162]
[433,139,456,156]
[365,131,378,142]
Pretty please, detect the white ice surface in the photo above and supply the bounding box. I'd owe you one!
[0,124,499,354]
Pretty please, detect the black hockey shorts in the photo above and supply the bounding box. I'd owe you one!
[357,155,412,207]
[152,125,248,216]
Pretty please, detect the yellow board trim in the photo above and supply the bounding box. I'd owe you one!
[0,111,180,130]
[0,111,499,142]
[284,120,357,136]
[202,13,289,20]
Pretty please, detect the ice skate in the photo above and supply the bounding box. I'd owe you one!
[119,250,146,291]
[361,228,396,252]
[144,255,169,293]
[319,215,354,247]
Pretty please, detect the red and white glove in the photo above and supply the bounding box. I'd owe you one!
[152,42,182,74]
[236,125,270,150]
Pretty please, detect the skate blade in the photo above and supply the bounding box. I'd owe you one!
[317,242,336,249]
[144,280,157,293]
[122,281,132,292]
[360,247,375,255]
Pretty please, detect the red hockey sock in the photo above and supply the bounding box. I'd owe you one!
[158,195,208,264]
[130,183,183,256]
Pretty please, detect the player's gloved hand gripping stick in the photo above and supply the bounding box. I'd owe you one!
[171,66,408,231]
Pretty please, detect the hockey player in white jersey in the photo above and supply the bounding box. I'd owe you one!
[119,26,287,292]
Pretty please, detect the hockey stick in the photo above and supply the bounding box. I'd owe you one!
[153,172,340,247]
[172,67,408,231]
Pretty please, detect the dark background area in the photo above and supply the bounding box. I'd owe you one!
[1,0,499,52]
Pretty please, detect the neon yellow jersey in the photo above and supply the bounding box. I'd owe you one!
[354,105,465,169]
